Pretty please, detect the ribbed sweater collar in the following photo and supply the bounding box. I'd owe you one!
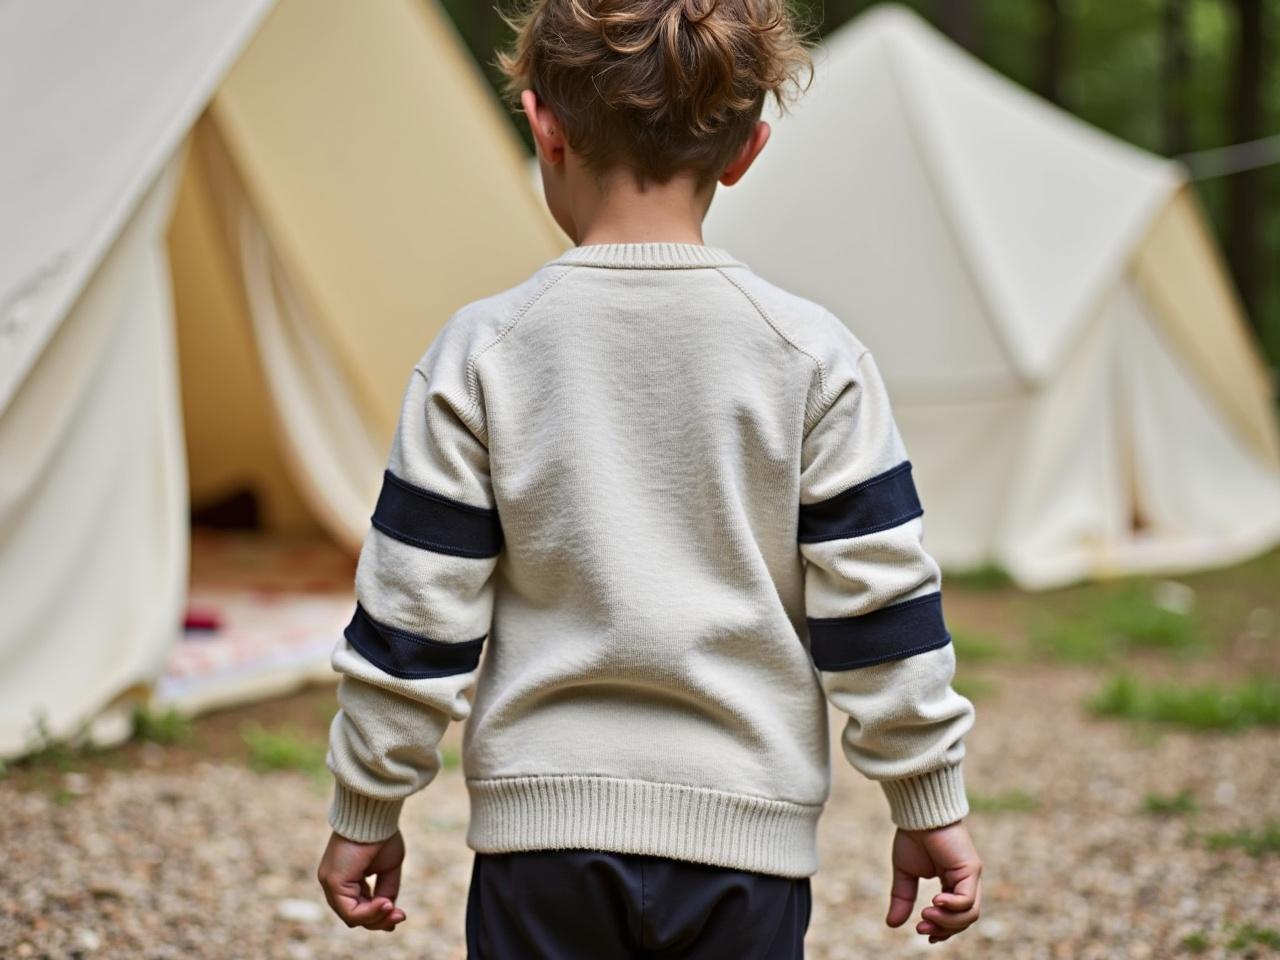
[549,241,745,269]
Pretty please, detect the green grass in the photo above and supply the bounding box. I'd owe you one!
[440,744,462,771]
[1087,673,1280,732]
[1028,579,1205,665]
[967,789,1040,813]
[14,704,194,772]
[240,722,329,779]
[1218,926,1280,957]
[1142,788,1199,816]
[1227,923,1280,950]
[952,675,1000,702]
[951,630,1008,663]
[1181,930,1210,953]
[12,713,93,771]
[131,705,194,745]
[944,564,1014,591]
[1205,820,1280,857]
[1180,922,1280,953]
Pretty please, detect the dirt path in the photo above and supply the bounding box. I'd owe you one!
[2,665,1276,959]
[3,554,1278,958]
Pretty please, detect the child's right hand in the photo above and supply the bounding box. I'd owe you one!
[885,820,983,943]
[317,829,408,932]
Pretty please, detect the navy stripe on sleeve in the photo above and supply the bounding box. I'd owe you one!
[344,602,486,679]
[370,468,503,558]
[798,460,922,543]
[806,591,951,671]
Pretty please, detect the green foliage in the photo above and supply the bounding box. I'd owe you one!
[1180,929,1211,953]
[1228,924,1280,951]
[952,675,1000,702]
[967,788,1040,813]
[442,0,1280,387]
[1180,922,1280,953]
[1088,673,1280,732]
[1030,580,1205,664]
[1142,788,1199,816]
[1206,821,1280,857]
[944,565,1014,592]
[951,630,1008,662]
[131,705,194,746]
[240,722,329,779]
[440,744,462,771]
[14,713,91,771]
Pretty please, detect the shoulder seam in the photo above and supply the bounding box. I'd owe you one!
[806,344,875,438]
[712,267,832,432]
[441,265,577,442]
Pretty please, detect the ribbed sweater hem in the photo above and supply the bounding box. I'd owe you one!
[465,774,824,879]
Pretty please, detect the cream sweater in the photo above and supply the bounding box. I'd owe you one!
[325,241,976,879]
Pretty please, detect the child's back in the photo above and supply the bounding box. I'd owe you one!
[317,2,983,955]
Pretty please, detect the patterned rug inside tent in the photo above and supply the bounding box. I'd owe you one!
[154,530,355,714]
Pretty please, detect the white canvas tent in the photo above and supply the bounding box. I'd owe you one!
[703,4,1280,590]
[0,0,565,758]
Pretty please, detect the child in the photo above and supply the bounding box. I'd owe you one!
[316,0,982,955]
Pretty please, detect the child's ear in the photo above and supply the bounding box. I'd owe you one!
[521,88,566,165]
[719,120,771,187]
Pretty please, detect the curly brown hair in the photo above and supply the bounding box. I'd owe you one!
[493,0,816,190]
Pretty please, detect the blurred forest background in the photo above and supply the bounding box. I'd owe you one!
[441,0,1280,403]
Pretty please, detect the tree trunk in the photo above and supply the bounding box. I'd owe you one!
[1038,0,1067,106]
[1162,0,1191,156]
[1226,0,1265,325]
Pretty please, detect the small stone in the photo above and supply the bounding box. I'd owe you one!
[981,918,1007,940]
[88,881,126,901]
[74,928,102,951]
[276,898,326,924]
[62,772,91,796]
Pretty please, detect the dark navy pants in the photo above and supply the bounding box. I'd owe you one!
[465,848,812,959]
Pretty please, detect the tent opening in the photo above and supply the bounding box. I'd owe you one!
[156,121,359,718]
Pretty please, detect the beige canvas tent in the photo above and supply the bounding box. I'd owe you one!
[702,4,1280,589]
[0,0,565,758]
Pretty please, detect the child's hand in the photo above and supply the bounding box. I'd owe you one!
[885,821,982,943]
[317,830,408,932]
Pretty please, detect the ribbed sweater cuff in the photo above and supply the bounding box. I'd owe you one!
[329,783,404,843]
[880,764,969,831]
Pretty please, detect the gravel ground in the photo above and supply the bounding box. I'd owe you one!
[2,655,1277,960]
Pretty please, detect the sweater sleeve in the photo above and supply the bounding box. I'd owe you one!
[799,345,976,831]
[325,321,502,843]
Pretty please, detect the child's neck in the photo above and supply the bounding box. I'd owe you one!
[570,166,712,247]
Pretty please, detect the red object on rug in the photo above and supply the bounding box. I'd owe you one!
[183,608,222,632]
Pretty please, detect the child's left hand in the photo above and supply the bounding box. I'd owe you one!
[317,830,408,932]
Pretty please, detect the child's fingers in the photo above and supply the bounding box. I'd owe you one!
[932,872,979,911]
[372,863,402,905]
[337,894,393,929]
[916,919,949,938]
[886,867,919,927]
[924,882,981,933]
[348,898,390,924]
[363,900,403,932]
[922,904,978,931]
[371,911,404,931]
